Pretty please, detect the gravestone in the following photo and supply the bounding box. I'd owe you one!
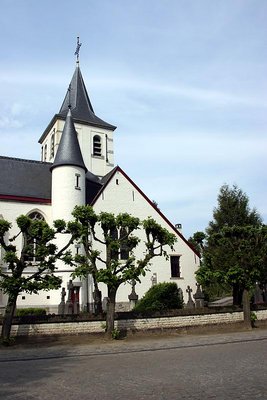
[128,279,139,310]
[193,283,205,308]
[58,287,66,315]
[253,283,264,305]
[185,285,195,309]
[65,280,74,314]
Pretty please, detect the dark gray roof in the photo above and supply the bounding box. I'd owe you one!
[51,109,87,172]
[58,66,116,130]
[0,156,102,204]
[0,156,52,200]
[39,65,116,144]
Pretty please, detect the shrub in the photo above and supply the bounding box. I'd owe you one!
[134,282,183,313]
[16,308,47,317]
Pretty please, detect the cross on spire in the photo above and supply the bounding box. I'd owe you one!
[74,36,82,64]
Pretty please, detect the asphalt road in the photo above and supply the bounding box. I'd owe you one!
[0,329,267,400]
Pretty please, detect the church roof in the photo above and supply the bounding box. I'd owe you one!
[0,156,52,202]
[51,109,87,172]
[39,65,116,143]
[0,156,101,204]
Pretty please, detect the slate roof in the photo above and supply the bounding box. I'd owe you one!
[0,156,102,204]
[51,109,87,172]
[39,65,116,143]
[0,156,52,201]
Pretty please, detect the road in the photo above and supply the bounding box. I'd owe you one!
[0,329,266,400]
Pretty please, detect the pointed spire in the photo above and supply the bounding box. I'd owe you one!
[58,65,116,131]
[51,109,87,172]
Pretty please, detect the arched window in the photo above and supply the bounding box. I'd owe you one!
[25,212,45,263]
[93,135,101,156]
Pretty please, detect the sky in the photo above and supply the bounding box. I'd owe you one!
[0,0,266,238]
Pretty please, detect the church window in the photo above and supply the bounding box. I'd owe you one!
[75,174,81,190]
[44,144,47,161]
[110,227,119,260]
[50,132,55,158]
[93,135,101,156]
[24,212,45,263]
[120,227,129,260]
[170,255,181,278]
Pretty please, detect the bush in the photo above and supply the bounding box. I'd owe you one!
[134,282,183,313]
[16,308,47,317]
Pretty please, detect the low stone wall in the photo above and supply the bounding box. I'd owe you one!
[10,309,267,337]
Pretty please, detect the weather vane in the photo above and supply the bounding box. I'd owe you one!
[74,36,82,64]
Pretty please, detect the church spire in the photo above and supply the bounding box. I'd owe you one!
[51,108,87,172]
[58,63,116,131]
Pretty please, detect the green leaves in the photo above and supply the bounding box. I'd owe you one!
[70,207,176,290]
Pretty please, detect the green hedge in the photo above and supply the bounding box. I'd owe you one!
[134,282,183,313]
[16,308,47,317]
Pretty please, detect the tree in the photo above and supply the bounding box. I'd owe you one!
[188,231,206,257]
[134,282,183,313]
[0,215,78,343]
[197,184,263,304]
[199,225,267,326]
[207,184,262,234]
[71,205,176,337]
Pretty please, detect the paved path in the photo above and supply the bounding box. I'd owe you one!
[1,328,267,399]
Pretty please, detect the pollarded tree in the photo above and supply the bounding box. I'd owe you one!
[0,215,79,343]
[71,205,176,337]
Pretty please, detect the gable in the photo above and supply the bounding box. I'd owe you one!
[92,166,200,256]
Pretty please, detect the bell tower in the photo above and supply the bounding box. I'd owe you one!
[39,40,116,178]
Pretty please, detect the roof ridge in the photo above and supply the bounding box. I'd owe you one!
[0,156,52,165]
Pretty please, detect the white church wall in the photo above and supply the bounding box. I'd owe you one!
[0,201,58,309]
[92,169,200,305]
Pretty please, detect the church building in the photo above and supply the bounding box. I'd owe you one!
[0,51,200,312]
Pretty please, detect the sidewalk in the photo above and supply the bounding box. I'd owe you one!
[1,326,267,363]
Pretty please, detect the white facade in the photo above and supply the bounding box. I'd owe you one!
[92,168,199,306]
[40,119,115,178]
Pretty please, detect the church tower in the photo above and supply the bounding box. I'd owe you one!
[39,59,116,178]
[50,108,87,222]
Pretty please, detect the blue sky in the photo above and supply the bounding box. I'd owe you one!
[0,0,266,238]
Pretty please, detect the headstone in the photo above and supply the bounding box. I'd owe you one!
[102,297,109,312]
[193,283,205,308]
[128,279,139,310]
[65,280,74,314]
[253,283,264,305]
[58,287,66,315]
[93,289,102,314]
[185,285,195,309]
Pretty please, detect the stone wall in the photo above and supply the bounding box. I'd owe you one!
[10,309,267,337]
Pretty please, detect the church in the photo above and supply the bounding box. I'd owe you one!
[0,50,200,313]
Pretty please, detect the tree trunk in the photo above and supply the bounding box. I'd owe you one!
[106,286,118,338]
[242,288,252,329]
[1,293,18,344]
